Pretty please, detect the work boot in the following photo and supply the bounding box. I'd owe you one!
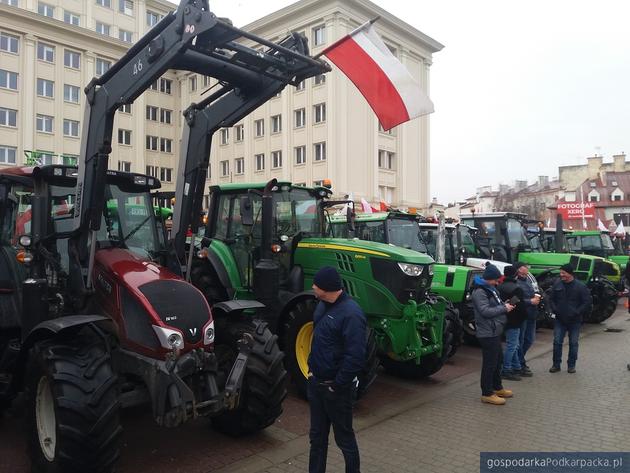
[501,370,522,381]
[567,366,576,374]
[518,367,533,377]
[549,366,561,373]
[494,388,513,398]
[481,394,506,405]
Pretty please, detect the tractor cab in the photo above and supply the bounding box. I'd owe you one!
[567,230,616,258]
[460,212,532,262]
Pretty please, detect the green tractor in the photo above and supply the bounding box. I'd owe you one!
[461,212,620,323]
[567,230,629,274]
[190,181,449,393]
[328,211,465,355]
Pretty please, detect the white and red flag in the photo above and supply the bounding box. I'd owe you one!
[321,19,434,130]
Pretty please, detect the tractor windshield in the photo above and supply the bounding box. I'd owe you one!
[456,225,481,258]
[387,218,428,253]
[98,184,165,259]
[507,217,531,251]
[274,187,322,237]
[600,233,615,252]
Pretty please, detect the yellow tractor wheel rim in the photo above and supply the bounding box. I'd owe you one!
[295,322,314,379]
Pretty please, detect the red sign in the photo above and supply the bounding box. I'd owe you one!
[557,202,595,220]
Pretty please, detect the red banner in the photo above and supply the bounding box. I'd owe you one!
[557,202,595,220]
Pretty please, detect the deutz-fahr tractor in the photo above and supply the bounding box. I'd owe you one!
[188,181,448,392]
[461,212,620,323]
[328,211,464,357]
[0,1,331,471]
[567,230,629,274]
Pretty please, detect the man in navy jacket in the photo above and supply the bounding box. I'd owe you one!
[308,266,366,473]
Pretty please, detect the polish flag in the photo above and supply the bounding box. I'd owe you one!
[597,219,608,232]
[361,198,373,214]
[321,20,434,131]
[380,200,389,212]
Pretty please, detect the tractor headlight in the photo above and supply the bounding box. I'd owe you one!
[152,325,185,350]
[203,320,215,345]
[428,264,434,276]
[397,262,424,277]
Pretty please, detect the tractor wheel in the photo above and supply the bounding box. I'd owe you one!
[282,299,379,400]
[536,276,556,329]
[26,333,121,473]
[212,319,287,436]
[460,305,479,346]
[380,315,452,379]
[190,260,228,304]
[445,304,462,358]
[587,279,618,323]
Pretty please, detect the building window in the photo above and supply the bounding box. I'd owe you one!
[203,75,211,87]
[146,135,158,151]
[220,160,229,177]
[149,80,158,91]
[378,150,396,170]
[0,32,19,54]
[118,129,132,145]
[314,103,326,124]
[63,119,79,137]
[37,78,54,98]
[614,194,622,202]
[294,108,305,128]
[64,10,80,26]
[255,119,264,137]
[36,114,53,133]
[189,75,197,92]
[145,106,158,121]
[95,58,111,77]
[160,109,172,124]
[314,74,326,86]
[0,108,17,127]
[0,69,18,90]
[95,22,110,36]
[235,124,244,142]
[0,146,16,164]
[272,150,282,169]
[255,153,265,171]
[235,157,244,175]
[119,0,133,15]
[160,78,172,94]
[379,185,394,203]
[119,30,133,43]
[160,138,172,153]
[313,25,326,46]
[220,128,229,145]
[589,195,598,202]
[271,114,282,134]
[96,0,111,7]
[64,49,80,69]
[37,42,55,63]
[145,165,157,177]
[118,161,131,172]
[35,152,54,165]
[1,0,18,6]
[160,167,172,182]
[378,123,395,135]
[295,80,305,91]
[38,2,54,17]
[64,84,80,103]
[146,10,161,27]
[313,180,324,187]
[118,103,131,113]
[314,142,326,162]
[295,145,306,165]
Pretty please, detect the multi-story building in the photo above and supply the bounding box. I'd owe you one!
[0,0,442,208]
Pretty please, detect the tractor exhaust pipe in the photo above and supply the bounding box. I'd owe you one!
[254,179,280,313]
[555,214,565,253]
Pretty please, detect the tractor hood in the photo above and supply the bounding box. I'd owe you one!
[93,248,213,351]
[465,257,512,273]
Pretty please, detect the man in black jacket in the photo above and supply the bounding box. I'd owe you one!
[548,264,592,373]
[308,266,366,473]
[498,266,529,381]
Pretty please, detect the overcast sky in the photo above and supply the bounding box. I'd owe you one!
[202,0,630,203]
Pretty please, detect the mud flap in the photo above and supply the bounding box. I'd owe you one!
[223,332,254,410]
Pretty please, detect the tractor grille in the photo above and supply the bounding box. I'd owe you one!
[335,252,355,272]
[120,287,160,349]
[138,280,211,344]
[342,278,358,297]
[370,258,430,304]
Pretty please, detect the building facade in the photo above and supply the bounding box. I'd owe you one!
[0,0,442,208]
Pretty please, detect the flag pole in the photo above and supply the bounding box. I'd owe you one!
[314,17,381,60]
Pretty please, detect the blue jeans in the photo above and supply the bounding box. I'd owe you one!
[552,319,581,368]
[503,327,522,372]
[519,318,536,365]
[308,378,360,473]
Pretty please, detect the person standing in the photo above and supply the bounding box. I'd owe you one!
[471,264,515,405]
[308,266,366,473]
[514,262,541,375]
[498,266,528,381]
[548,264,592,373]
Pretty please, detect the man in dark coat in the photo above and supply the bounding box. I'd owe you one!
[308,266,366,473]
[498,266,529,381]
[548,264,592,373]
[471,263,515,405]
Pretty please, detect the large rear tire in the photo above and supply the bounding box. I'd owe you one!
[190,260,229,304]
[445,304,462,358]
[26,332,121,473]
[586,279,618,323]
[380,315,451,379]
[212,319,287,436]
[282,299,378,399]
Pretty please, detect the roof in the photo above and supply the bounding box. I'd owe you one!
[460,212,527,219]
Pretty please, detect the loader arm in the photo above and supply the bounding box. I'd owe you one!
[67,0,329,302]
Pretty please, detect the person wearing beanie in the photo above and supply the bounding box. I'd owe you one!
[514,262,541,375]
[308,266,366,473]
[471,263,516,405]
[548,264,592,373]
[498,266,529,381]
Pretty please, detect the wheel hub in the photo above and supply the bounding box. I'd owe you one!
[295,322,313,379]
[35,376,56,462]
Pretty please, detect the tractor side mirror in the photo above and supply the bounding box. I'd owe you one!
[240,196,254,226]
